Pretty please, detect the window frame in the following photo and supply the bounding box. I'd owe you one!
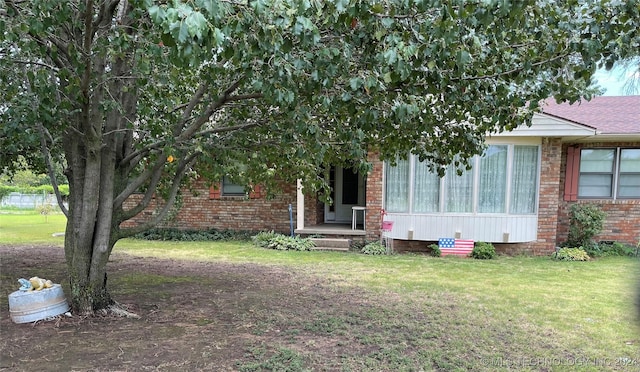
[577,148,616,199]
[221,176,247,196]
[577,147,640,200]
[617,148,640,199]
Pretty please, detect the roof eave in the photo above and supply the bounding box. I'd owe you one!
[565,133,640,143]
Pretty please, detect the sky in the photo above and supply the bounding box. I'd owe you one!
[591,64,639,96]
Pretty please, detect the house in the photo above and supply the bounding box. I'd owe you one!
[126,96,640,255]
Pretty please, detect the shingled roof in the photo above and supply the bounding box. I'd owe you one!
[541,95,640,134]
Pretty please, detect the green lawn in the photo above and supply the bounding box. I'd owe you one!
[0,212,67,245]
[2,212,639,370]
[118,238,640,368]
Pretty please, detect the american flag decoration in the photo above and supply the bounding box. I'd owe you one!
[438,238,475,257]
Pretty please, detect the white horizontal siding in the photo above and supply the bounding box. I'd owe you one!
[383,214,538,243]
[491,113,595,137]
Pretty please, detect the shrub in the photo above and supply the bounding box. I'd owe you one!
[361,241,388,255]
[0,184,70,197]
[565,204,606,253]
[253,232,315,251]
[471,242,496,259]
[349,239,369,251]
[598,241,636,257]
[428,243,441,257]
[58,184,70,196]
[0,185,18,200]
[134,227,253,241]
[252,231,280,248]
[553,247,590,261]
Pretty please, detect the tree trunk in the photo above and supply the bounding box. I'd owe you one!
[64,219,115,314]
[63,97,117,313]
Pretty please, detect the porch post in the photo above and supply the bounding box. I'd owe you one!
[296,179,304,230]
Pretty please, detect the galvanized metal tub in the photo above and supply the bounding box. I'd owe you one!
[8,284,70,323]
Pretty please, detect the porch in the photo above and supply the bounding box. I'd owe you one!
[295,223,366,237]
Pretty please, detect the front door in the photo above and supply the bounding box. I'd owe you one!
[325,166,365,224]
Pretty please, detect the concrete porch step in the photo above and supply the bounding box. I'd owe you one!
[310,238,351,251]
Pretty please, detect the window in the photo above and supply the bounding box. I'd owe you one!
[222,176,246,196]
[510,146,539,213]
[578,148,640,199]
[384,145,539,215]
[578,149,615,197]
[413,160,440,213]
[385,158,409,212]
[478,145,507,213]
[619,149,640,198]
[445,162,474,213]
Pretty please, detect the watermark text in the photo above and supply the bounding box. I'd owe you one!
[480,357,638,368]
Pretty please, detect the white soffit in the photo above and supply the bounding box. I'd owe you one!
[491,113,596,137]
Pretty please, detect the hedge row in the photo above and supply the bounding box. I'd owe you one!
[0,185,70,199]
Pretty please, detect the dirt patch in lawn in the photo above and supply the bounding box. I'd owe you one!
[0,244,461,371]
[1,245,602,371]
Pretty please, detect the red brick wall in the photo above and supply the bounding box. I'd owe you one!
[514,137,563,255]
[365,152,384,241]
[303,192,324,226]
[122,178,298,234]
[556,141,640,247]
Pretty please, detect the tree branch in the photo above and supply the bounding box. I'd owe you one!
[176,78,246,142]
[4,59,60,72]
[174,82,208,136]
[118,138,165,167]
[38,123,69,216]
[117,152,200,239]
[113,152,165,209]
[226,93,263,101]
[453,52,571,82]
[93,0,120,31]
[195,121,264,137]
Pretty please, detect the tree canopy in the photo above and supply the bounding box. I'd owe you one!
[1,0,638,313]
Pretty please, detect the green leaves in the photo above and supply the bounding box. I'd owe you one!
[456,50,471,67]
[293,15,314,34]
[3,0,639,210]
[147,5,164,24]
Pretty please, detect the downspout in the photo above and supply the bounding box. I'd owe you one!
[296,179,304,231]
[288,204,294,237]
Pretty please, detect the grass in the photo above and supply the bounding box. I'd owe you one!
[0,212,66,244]
[2,211,639,370]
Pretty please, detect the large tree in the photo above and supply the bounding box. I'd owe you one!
[1,0,638,314]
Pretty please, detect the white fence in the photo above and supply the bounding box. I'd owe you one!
[1,192,61,209]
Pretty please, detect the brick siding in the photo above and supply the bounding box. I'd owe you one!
[557,141,640,248]
[122,178,297,234]
[365,152,384,242]
[519,137,563,255]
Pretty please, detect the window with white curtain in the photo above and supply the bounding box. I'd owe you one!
[413,160,440,213]
[384,144,540,215]
[445,162,474,213]
[510,146,539,213]
[478,145,508,213]
[385,158,410,212]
